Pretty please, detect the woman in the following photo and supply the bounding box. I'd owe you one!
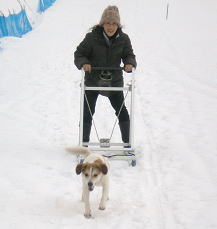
[74,5,137,145]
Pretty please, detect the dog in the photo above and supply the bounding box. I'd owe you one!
[66,146,109,218]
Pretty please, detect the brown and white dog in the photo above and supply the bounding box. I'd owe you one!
[66,146,109,218]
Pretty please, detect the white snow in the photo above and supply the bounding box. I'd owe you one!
[0,0,217,228]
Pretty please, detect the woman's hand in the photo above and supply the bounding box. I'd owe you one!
[124,64,133,72]
[83,64,92,72]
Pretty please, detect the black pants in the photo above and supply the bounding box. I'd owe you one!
[83,90,130,124]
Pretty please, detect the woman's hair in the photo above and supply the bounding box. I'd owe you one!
[89,24,101,32]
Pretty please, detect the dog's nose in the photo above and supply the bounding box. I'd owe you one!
[88,182,94,191]
[88,182,93,187]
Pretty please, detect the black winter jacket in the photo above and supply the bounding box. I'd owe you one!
[74,26,137,87]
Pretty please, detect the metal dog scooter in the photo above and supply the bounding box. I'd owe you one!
[78,67,136,166]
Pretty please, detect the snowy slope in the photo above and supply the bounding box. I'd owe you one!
[0,0,217,228]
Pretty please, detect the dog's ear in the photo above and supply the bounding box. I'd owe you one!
[101,164,108,175]
[76,164,83,175]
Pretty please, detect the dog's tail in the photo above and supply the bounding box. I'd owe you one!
[65,146,91,157]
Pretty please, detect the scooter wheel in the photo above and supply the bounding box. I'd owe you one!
[131,160,136,167]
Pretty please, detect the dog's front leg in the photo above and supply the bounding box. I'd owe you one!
[81,188,85,202]
[99,183,109,210]
[83,188,91,218]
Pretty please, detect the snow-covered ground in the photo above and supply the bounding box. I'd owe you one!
[0,0,217,228]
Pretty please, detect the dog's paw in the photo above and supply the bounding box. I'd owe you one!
[84,212,92,219]
[99,203,106,210]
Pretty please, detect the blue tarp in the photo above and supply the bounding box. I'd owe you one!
[6,12,22,37]
[0,0,57,38]
[17,9,32,35]
[0,9,32,38]
[0,15,8,37]
[38,0,56,12]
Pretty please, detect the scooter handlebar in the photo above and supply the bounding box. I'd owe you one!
[91,67,124,71]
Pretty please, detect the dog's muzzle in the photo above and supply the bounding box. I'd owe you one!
[88,182,94,191]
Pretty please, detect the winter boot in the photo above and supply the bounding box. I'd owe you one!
[83,122,92,143]
[119,121,130,145]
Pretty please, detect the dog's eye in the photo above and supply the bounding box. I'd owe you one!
[85,174,89,177]
[93,174,98,177]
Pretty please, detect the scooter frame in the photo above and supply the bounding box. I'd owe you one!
[78,67,136,165]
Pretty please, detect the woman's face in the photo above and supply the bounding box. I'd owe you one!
[103,23,118,37]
